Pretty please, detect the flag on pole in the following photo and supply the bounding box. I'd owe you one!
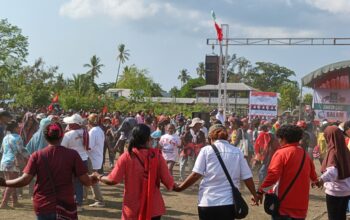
[211,10,223,42]
[52,94,59,103]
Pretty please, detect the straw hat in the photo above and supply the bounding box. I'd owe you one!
[189,117,204,128]
[63,114,84,125]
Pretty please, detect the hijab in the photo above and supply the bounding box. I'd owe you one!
[26,118,51,154]
[20,112,39,145]
[321,126,350,179]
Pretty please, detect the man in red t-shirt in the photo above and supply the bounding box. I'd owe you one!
[254,124,319,220]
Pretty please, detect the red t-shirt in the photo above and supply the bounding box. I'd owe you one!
[107,149,174,220]
[260,144,318,218]
[23,146,88,215]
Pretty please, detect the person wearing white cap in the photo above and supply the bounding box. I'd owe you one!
[179,118,206,181]
[61,113,89,211]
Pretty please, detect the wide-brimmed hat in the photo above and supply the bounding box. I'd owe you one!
[63,114,83,125]
[189,117,204,128]
[103,117,112,122]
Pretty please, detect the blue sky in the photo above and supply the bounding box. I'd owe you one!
[2,0,350,91]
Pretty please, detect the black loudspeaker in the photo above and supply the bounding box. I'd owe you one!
[205,55,219,85]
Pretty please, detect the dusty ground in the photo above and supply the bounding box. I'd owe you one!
[0,161,333,220]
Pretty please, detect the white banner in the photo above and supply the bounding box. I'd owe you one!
[313,89,350,122]
[249,91,278,120]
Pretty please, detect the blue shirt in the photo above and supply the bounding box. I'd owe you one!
[1,133,24,166]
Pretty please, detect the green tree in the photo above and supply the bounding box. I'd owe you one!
[10,58,58,107]
[69,74,93,96]
[196,62,205,79]
[179,77,205,98]
[279,82,300,111]
[83,55,104,82]
[116,44,130,84]
[226,55,252,83]
[116,65,163,98]
[0,19,28,73]
[243,62,296,92]
[169,86,179,97]
[303,93,313,106]
[177,69,191,87]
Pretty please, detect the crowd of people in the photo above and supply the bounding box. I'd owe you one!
[0,107,349,220]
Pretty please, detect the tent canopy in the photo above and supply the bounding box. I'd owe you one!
[302,60,350,88]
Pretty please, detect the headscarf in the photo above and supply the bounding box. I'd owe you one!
[26,118,51,154]
[20,112,39,145]
[321,126,350,179]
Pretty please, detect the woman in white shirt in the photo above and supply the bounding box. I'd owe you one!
[159,124,181,176]
[319,125,350,220]
[174,124,258,220]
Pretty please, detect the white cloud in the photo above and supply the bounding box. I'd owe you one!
[59,0,320,38]
[304,0,350,13]
[59,0,161,20]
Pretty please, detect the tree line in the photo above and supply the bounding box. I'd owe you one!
[0,19,312,113]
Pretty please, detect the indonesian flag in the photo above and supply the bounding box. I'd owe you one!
[211,10,223,42]
[52,94,59,103]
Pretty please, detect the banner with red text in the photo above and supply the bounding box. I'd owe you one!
[249,91,278,120]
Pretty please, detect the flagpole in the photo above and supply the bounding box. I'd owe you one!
[218,40,223,111]
[222,24,229,120]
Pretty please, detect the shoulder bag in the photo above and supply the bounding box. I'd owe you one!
[238,129,249,157]
[264,149,306,216]
[41,151,78,220]
[211,144,248,219]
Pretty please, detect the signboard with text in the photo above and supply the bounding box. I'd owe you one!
[249,91,278,120]
[313,89,350,122]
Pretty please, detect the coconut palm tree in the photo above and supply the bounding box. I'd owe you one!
[116,44,130,83]
[177,69,191,87]
[196,62,205,78]
[83,55,104,82]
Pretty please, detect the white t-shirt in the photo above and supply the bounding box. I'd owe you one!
[159,133,181,162]
[61,129,89,161]
[216,113,225,124]
[193,140,252,207]
[88,126,105,170]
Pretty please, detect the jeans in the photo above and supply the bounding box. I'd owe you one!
[37,213,56,220]
[179,156,195,181]
[74,160,88,206]
[198,205,235,220]
[326,194,350,220]
[258,164,267,185]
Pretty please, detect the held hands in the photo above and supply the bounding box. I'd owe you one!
[173,183,182,192]
[311,178,323,189]
[251,193,263,206]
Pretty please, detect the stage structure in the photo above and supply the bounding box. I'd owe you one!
[302,60,350,122]
[207,28,350,119]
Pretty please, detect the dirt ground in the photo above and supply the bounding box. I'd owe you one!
[0,161,334,220]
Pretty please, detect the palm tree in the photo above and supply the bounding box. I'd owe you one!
[177,69,191,87]
[83,55,104,82]
[72,74,90,96]
[116,44,130,83]
[196,62,205,78]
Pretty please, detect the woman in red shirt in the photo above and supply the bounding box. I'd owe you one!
[0,122,97,220]
[96,124,174,220]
